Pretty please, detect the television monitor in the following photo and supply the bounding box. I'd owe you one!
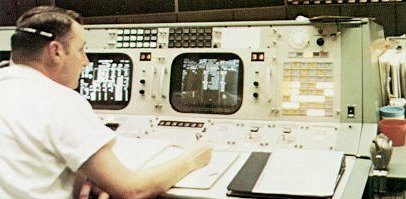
[170,53,243,114]
[76,53,132,110]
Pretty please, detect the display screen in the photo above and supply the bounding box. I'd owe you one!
[76,53,132,110]
[0,51,10,68]
[0,51,10,61]
[170,53,243,114]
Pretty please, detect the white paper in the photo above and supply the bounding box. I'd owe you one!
[253,149,344,197]
[145,147,240,189]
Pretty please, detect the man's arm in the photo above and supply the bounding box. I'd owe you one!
[78,139,212,199]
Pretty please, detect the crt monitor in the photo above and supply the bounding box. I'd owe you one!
[0,51,10,61]
[76,53,132,110]
[170,53,243,114]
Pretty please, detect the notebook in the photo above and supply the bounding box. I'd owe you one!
[144,146,240,189]
[227,149,345,198]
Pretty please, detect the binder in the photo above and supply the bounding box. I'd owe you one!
[227,149,345,199]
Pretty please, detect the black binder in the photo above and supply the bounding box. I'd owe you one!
[227,151,345,199]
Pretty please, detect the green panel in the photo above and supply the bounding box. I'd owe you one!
[362,21,384,123]
[340,23,363,123]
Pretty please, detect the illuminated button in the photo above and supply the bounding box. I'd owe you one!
[123,42,130,48]
[137,36,144,41]
[117,29,124,35]
[136,43,143,48]
[131,29,137,34]
[183,28,190,33]
[150,42,157,48]
[130,36,137,41]
[150,36,157,41]
[130,42,136,48]
[144,36,150,41]
[151,29,158,34]
[116,36,123,41]
[123,29,131,34]
[137,29,144,34]
[144,29,151,34]
[123,36,130,41]
[143,42,150,48]
[116,42,123,48]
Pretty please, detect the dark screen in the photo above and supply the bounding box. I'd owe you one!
[170,53,243,114]
[76,53,132,110]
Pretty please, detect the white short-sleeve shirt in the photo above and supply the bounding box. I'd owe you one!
[0,64,116,199]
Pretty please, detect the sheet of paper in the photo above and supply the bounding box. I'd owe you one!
[112,136,171,170]
[253,149,344,197]
[145,147,240,189]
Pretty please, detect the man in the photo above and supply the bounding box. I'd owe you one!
[0,6,212,199]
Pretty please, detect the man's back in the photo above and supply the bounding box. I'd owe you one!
[0,64,115,199]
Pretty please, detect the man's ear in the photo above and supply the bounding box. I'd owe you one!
[47,41,65,64]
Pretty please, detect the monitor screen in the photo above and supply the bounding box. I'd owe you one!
[0,51,10,68]
[76,53,132,110]
[170,53,243,114]
[0,51,10,61]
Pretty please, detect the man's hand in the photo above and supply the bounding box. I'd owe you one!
[77,179,110,199]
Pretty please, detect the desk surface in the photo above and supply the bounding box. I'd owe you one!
[165,154,370,199]
[113,136,371,199]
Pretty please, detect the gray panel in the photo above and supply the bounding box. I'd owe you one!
[117,13,176,24]
[177,10,234,22]
[233,6,287,21]
[397,3,406,35]
[286,5,340,20]
[340,3,397,37]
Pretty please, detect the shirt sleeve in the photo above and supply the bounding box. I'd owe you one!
[49,91,116,172]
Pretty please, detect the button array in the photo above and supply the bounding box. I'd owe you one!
[168,27,212,48]
[116,28,158,48]
[158,120,204,128]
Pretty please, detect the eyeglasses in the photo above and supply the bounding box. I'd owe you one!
[16,27,55,40]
